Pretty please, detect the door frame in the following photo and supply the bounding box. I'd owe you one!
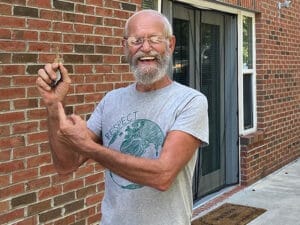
[162,0,239,200]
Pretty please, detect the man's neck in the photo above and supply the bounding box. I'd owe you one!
[136,75,173,92]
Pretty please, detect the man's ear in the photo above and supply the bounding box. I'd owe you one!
[168,35,176,53]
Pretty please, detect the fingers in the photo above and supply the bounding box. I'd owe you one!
[36,76,51,91]
[37,65,52,86]
[57,102,83,126]
[57,103,86,143]
[37,63,70,89]
[36,63,58,90]
[46,63,59,81]
[57,63,71,84]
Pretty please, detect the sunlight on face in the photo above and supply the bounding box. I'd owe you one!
[126,48,171,85]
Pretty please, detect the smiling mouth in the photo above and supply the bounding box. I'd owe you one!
[139,56,156,62]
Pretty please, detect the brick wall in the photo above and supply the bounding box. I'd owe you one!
[1,0,300,224]
[0,1,139,224]
[240,0,300,185]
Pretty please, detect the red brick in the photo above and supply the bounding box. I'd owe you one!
[0,200,9,213]
[38,185,62,200]
[0,40,26,51]
[74,24,93,33]
[94,26,113,36]
[0,136,25,149]
[86,0,104,6]
[12,30,38,41]
[87,212,101,225]
[40,8,62,20]
[0,3,12,15]
[0,1,297,225]
[85,173,104,185]
[75,207,95,221]
[85,93,104,103]
[95,7,113,17]
[0,111,25,123]
[53,214,75,225]
[27,108,48,120]
[75,164,94,178]
[0,77,10,87]
[0,28,11,39]
[0,183,25,199]
[0,125,10,137]
[74,103,94,114]
[12,121,38,134]
[13,216,37,225]
[0,16,25,28]
[0,208,24,224]
[27,131,48,144]
[86,192,104,206]
[28,199,51,215]
[27,0,51,8]
[0,160,24,173]
[40,164,56,176]
[76,4,95,15]
[0,174,10,186]
[27,18,51,30]
[13,98,38,110]
[27,154,51,169]
[13,145,39,160]
[63,179,84,193]
[1,65,25,74]
[0,149,10,161]
[26,177,51,191]
[104,73,121,82]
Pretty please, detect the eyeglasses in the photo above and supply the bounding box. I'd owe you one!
[124,35,168,47]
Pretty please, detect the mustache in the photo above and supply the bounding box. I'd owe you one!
[131,51,162,63]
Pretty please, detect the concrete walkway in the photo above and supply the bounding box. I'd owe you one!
[193,158,300,225]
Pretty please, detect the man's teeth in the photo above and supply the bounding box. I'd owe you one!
[139,56,155,61]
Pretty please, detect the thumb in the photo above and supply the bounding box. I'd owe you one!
[58,63,71,84]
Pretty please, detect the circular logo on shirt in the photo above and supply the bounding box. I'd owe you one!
[108,119,164,190]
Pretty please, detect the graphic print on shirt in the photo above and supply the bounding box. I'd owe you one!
[105,113,164,190]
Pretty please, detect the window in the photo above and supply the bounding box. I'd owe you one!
[243,73,253,129]
[142,0,160,10]
[241,15,256,134]
[243,16,253,70]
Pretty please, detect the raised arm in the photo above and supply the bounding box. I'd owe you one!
[36,63,93,174]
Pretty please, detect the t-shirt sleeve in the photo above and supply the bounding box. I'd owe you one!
[170,94,209,146]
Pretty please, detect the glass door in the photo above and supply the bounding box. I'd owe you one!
[197,11,225,198]
[169,2,239,201]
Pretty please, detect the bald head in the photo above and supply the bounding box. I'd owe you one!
[124,10,173,38]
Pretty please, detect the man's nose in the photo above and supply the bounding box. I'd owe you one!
[140,39,152,51]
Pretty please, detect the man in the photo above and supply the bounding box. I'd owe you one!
[36,9,208,225]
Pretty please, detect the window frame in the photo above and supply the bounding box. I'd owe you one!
[142,0,162,11]
[160,0,257,135]
[238,12,257,135]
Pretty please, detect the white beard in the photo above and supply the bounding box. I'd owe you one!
[127,50,171,85]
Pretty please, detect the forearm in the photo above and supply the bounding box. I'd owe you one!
[84,141,175,191]
[47,103,87,174]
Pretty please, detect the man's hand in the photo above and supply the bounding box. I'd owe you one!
[56,102,92,154]
[36,63,71,106]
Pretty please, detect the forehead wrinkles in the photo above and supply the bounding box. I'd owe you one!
[126,14,165,37]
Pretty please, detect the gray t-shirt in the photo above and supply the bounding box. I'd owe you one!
[87,81,208,225]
